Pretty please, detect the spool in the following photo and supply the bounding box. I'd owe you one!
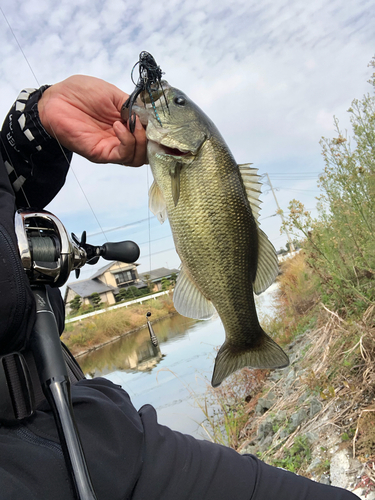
[29,236,59,262]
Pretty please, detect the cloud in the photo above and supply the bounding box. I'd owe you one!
[0,0,374,264]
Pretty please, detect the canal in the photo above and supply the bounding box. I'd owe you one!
[78,284,278,439]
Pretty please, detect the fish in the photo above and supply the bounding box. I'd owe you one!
[132,81,289,387]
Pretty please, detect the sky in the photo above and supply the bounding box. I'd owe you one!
[0,0,374,287]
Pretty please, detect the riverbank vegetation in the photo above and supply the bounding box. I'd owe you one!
[200,58,375,492]
[62,293,176,356]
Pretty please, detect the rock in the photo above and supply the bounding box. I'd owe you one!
[257,418,275,441]
[241,445,258,456]
[309,398,322,418]
[255,391,277,415]
[289,408,308,432]
[298,392,309,405]
[320,474,331,485]
[329,449,373,499]
[280,428,290,439]
[269,370,283,382]
[305,431,319,443]
[259,435,273,453]
[306,457,322,474]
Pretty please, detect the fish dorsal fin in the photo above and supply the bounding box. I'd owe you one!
[173,266,215,320]
[253,228,279,295]
[149,180,168,224]
[238,163,262,222]
[238,164,279,294]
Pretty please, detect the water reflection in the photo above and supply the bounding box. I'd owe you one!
[79,314,199,378]
[78,314,225,438]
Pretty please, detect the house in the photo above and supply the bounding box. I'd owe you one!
[139,267,179,292]
[64,261,143,313]
[64,262,179,313]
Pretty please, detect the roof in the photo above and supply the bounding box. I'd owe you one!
[89,262,113,280]
[66,278,117,298]
[89,261,138,280]
[139,267,179,282]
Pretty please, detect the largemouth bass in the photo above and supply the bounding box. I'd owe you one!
[132,81,289,387]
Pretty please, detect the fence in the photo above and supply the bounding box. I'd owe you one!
[65,290,171,324]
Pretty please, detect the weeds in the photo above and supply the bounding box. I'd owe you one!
[198,368,268,448]
[282,58,375,316]
[272,435,312,474]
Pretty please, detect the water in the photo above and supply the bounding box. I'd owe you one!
[78,284,278,439]
[79,314,225,438]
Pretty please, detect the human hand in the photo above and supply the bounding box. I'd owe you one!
[38,75,147,167]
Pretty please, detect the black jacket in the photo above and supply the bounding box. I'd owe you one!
[0,85,70,353]
[0,87,360,500]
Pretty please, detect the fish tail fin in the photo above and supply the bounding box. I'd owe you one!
[211,330,289,387]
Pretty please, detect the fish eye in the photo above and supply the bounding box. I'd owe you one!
[174,96,186,106]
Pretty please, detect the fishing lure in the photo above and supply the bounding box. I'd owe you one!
[121,51,169,133]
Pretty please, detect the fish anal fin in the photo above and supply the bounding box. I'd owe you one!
[253,228,279,295]
[173,266,215,320]
[211,330,289,387]
[149,180,168,224]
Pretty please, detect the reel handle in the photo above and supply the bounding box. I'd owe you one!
[100,241,140,263]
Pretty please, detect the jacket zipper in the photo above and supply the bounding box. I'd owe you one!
[0,222,28,333]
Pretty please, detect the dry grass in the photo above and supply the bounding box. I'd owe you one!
[62,293,176,356]
[271,252,320,347]
[240,302,375,468]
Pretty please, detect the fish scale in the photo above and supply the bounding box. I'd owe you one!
[134,81,289,386]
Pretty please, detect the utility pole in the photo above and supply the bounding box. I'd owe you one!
[264,173,295,252]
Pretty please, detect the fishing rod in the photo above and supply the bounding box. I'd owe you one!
[15,208,140,500]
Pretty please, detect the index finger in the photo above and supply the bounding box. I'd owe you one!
[130,117,148,167]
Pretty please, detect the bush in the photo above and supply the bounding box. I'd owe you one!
[283,57,375,317]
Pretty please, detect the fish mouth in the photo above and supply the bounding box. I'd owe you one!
[149,140,192,158]
[160,145,191,157]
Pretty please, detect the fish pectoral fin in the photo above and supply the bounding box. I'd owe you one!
[253,228,279,295]
[149,180,168,224]
[173,266,215,320]
[169,162,182,206]
[211,331,289,387]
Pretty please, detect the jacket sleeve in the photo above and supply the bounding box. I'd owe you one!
[0,85,72,210]
[0,86,72,353]
[133,403,360,500]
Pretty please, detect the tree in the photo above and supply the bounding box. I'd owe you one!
[161,277,171,291]
[143,273,154,292]
[116,288,130,302]
[90,292,102,309]
[170,273,178,286]
[69,295,82,314]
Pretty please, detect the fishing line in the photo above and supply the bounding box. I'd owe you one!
[1,6,146,306]
[0,7,109,241]
[2,15,168,320]
[146,165,152,278]
[0,7,41,88]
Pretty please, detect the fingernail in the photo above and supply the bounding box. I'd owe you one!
[135,117,142,130]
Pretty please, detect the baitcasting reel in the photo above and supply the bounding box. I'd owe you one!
[14,209,140,287]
